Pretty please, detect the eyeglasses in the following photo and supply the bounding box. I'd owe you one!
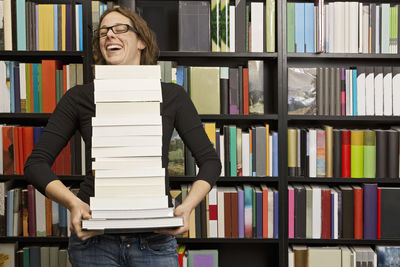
[97,24,138,38]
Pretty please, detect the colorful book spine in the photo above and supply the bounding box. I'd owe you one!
[363,130,376,178]
[351,130,364,178]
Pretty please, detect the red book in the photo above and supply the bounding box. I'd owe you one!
[261,185,268,238]
[353,186,364,239]
[22,127,34,170]
[321,188,331,239]
[62,65,67,94]
[2,126,14,174]
[377,187,381,239]
[45,197,52,236]
[341,130,351,178]
[224,192,232,238]
[243,68,249,115]
[231,191,239,238]
[42,60,62,113]
[27,185,37,237]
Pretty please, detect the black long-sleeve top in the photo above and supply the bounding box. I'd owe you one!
[24,82,221,204]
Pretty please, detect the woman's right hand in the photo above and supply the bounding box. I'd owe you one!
[69,198,102,240]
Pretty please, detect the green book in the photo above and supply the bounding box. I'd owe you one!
[266,0,276,52]
[38,63,43,113]
[230,125,237,176]
[211,0,220,52]
[23,247,29,267]
[363,130,376,178]
[25,64,31,113]
[351,130,364,178]
[219,0,229,52]
[287,2,295,53]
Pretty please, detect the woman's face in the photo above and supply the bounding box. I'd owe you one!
[99,12,145,65]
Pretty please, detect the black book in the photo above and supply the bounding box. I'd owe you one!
[229,68,240,115]
[200,198,206,238]
[381,187,400,238]
[340,185,354,238]
[335,68,341,116]
[376,130,388,178]
[300,129,308,177]
[294,185,306,238]
[370,4,376,54]
[235,0,246,52]
[29,246,40,267]
[387,130,399,178]
[223,125,231,176]
[220,68,229,114]
[11,0,17,50]
[333,129,342,178]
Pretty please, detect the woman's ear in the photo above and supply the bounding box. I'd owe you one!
[138,39,146,51]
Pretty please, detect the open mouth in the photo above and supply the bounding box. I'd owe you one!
[107,45,122,51]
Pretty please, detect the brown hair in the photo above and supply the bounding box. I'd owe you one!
[92,6,159,65]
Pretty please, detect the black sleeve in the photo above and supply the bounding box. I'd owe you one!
[174,87,221,187]
[24,86,80,196]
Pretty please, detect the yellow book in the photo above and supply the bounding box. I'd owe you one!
[61,4,66,51]
[38,5,54,51]
[204,123,216,150]
[189,67,220,114]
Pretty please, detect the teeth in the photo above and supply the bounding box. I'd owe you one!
[107,45,122,50]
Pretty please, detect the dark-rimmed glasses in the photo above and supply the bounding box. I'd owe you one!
[97,24,138,38]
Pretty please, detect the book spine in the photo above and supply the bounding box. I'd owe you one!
[288,129,297,176]
[351,130,364,178]
[354,187,364,239]
[376,130,388,178]
[363,184,378,239]
[333,129,342,178]
[363,130,376,178]
[321,188,331,239]
[387,130,399,178]
[325,126,333,177]
[288,188,294,238]
[316,129,326,177]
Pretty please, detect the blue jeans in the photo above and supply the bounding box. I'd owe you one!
[68,232,179,267]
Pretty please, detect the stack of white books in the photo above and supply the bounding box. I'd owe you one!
[82,65,183,232]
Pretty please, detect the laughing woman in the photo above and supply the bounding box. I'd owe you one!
[24,6,221,267]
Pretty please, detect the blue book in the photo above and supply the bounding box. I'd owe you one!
[176,66,184,86]
[78,5,83,51]
[273,190,279,238]
[304,3,314,53]
[256,188,263,238]
[6,189,14,236]
[54,5,58,50]
[58,204,67,236]
[237,186,244,238]
[32,64,39,113]
[244,185,253,237]
[13,65,20,113]
[16,0,26,50]
[294,3,305,53]
[352,69,357,116]
[272,132,278,177]
[230,126,237,176]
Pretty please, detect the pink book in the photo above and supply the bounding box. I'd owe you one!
[288,186,295,238]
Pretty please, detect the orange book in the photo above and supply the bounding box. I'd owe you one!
[243,68,249,114]
[13,127,21,175]
[2,126,14,174]
[45,197,52,236]
[42,60,62,113]
[261,185,268,238]
[22,127,34,170]
[353,186,364,239]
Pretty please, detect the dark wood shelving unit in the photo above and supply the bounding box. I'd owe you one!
[289,239,400,246]
[288,177,400,184]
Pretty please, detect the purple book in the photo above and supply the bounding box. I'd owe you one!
[256,189,263,238]
[273,190,279,238]
[66,5,71,51]
[229,68,239,114]
[14,65,20,113]
[237,187,244,238]
[363,184,378,239]
[193,255,213,267]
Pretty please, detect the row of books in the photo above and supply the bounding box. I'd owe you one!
[0,2,83,51]
[288,184,400,240]
[0,125,78,176]
[2,185,75,238]
[0,60,84,113]
[288,127,400,179]
[175,184,279,239]
[289,245,400,267]
[158,60,265,115]
[0,243,71,267]
[177,246,218,267]
[287,1,399,54]
[288,67,400,116]
[91,1,112,32]
[178,0,276,53]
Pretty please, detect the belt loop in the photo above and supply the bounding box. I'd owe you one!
[139,235,146,250]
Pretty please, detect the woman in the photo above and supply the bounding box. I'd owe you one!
[24,6,221,267]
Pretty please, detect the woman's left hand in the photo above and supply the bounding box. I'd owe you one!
[154,204,191,236]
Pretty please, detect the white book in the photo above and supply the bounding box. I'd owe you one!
[19,64,26,107]
[220,133,225,177]
[66,65,70,90]
[357,69,366,116]
[92,157,162,170]
[250,2,264,52]
[92,125,162,137]
[0,125,2,174]
[268,188,274,238]
[0,62,10,112]
[35,189,46,236]
[332,189,338,239]
[341,246,353,267]
[333,2,344,53]
[95,177,165,186]
[95,102,160,117]
[383,68,393,116]
[90,195,168,210]
[91,207,174,219]
[208,186,218,238]
[304,184,313,238]
[288,247,294,267]
[229,5,235,52]
[94,168,165,178]
[94,90,162,103]
[94,78,161,92]
[311,185,321,238]
[3,0,11,50]
[374,67,384,115]
[269,134,273,177]
[328,3,334,53]
[92,116,162,127]
[381,4,390,54]
[242,132,250,177]
[346,69,350,115]
[349,2,359,53]
[344,2,349,53]
[92,146,162,158]
[365,69,375,116]
[358,3,363,53]
[324,3,328,52]
[95,65,161,80]
[82,216,183,230]
[349,69,353,115]
[92,135,162,148]
[75,5,80,51]
[376,5,380,54]
[362,4,369,54]
[52,201,59,232]
[309,129,317,177]
[95,184,165,197]
[217,187,225,238]
[393,69,400,116]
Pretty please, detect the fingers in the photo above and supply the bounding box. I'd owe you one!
[154,226,189,236]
